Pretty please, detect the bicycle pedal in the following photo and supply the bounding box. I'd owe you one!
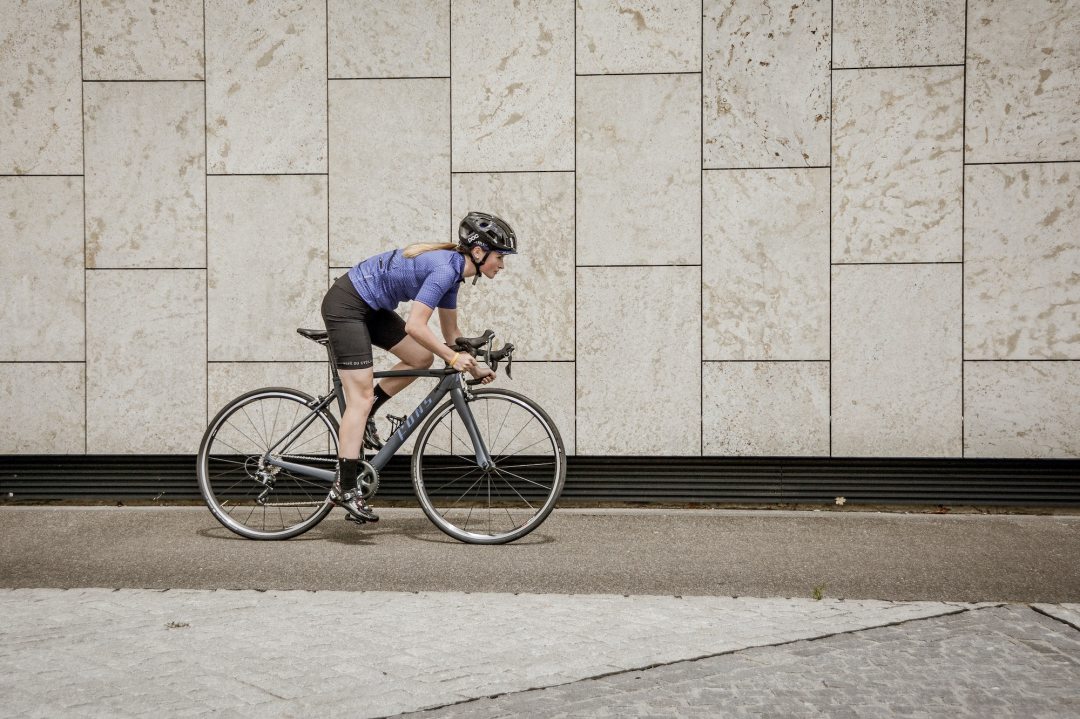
[386,414,405,434]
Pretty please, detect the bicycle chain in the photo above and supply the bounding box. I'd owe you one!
[274,453,336,463]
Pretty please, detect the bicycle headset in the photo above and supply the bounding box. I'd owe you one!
[458,212,518,285]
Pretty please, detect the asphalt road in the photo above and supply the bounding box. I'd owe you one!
[1,507,1078,602]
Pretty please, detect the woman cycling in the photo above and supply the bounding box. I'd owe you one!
[320,212,518,523]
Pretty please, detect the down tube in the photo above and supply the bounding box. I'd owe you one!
[366,375,456,469]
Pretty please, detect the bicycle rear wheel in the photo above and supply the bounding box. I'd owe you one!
[197,387,337,540]
[411,388,565,544]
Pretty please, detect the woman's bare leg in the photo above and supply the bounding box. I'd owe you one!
[336,367,374,459]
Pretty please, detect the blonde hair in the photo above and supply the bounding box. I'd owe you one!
[403,242,459,259]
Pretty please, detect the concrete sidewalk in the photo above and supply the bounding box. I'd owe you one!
[0,588,1077,717]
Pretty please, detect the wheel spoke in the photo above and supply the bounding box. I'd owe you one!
[491,480,520,529]
[240,405,268,449]
[206,456,250,467]
[494,436,552,462]
[430,466,481,495]
[270,399,283,452]
[492,466,551,491]
[493,414,536,457]
[439,474,485,517]
[493,468,535,510]
[221,420,263,454]
[487,400,514,458]
[495,461,556,470]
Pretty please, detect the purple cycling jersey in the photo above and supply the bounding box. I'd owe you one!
[348,249,465,312]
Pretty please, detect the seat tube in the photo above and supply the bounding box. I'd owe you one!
[450,386,493,470]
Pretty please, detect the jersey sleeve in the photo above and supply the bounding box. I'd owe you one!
[414,263,460,310]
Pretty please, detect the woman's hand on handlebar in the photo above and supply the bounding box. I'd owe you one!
[450,352,477,373]
[469,366,496,385]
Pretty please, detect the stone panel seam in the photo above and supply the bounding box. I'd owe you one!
[384,604,984,719]
[577,264,702,268]
[206,360,330,364]
[962,0,968,457]
[965,359,1080,362]
[1029,604,1080,633]
[577,71,701,77]
[325,0,331,395]
[704,165,830,171]
[203,0,209,423]
[88,266,208,271]
[573,0,578,456]
[80,0,87,455]
[829,0,834,459]
[330,76,451,80]
[0,361,87,364]
[833,63,966,71]
[452,169,575,175]
[833,261,963,266]
[207,172,329,176]
[703,360,831,363]
[79,79,199,83]
[966,159,1080,166]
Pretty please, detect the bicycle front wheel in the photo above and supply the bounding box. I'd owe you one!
[411,388,566,544]
[197,387,337,540]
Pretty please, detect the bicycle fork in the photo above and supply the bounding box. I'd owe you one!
[451,385,494,471]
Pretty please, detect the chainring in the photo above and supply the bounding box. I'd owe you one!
[357,460,380,499]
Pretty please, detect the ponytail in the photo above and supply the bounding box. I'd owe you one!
[403,242,459,259]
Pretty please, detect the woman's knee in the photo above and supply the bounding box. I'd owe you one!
[338,369,375,405]
[411,352,434,369]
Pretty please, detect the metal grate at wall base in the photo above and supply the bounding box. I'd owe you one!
[1,455,1078,506]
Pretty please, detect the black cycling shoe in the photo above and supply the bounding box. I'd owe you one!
[330,472,379,524]
[363,417,384,450]
[331,486,379,523]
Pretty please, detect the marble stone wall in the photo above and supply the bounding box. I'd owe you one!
[1,0,1077,459]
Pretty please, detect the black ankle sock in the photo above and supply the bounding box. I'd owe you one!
[337,457,360,490]
[370,384,392,417]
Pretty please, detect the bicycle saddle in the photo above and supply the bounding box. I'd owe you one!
[296,328,329,344]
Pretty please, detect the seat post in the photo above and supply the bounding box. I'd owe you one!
[325,344,347,417]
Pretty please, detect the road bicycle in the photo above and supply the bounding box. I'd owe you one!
[196,328,566,544]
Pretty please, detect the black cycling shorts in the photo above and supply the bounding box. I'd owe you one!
[320,273,408,370]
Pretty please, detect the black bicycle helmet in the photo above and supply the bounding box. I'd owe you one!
[458,212,518,254]
[458,212,517,284]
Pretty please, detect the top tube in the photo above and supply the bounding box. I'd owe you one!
[372,368,457,379]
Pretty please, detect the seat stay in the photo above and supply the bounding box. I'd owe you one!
[264,392,336,457]
[262,392,339,485]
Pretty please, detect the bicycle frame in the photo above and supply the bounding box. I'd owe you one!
[263,368,493,484]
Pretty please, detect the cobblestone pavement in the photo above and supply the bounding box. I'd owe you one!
[410,606,1080,719]
[0,589,996,718]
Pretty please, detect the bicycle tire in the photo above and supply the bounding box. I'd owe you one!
[411,387,566,544]
[197,387,337,540]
